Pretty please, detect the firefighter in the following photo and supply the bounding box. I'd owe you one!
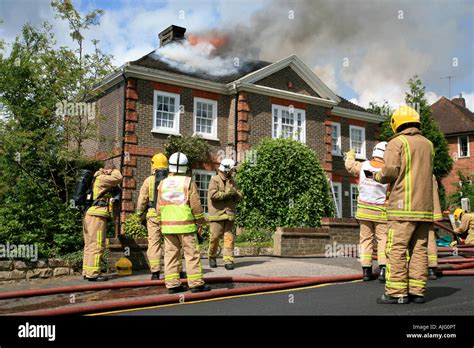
[137,153,186,280]
[82,161,122,281]
[427,175,443,280]
[345,142,389,282]
[374,105,434,304]
[157,152,211,294]
[453,208,474,244]
[208,158,243,270]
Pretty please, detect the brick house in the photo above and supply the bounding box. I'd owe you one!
[431,95,474,196]
[91,25,383,232]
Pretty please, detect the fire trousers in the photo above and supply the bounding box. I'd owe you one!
[385,221,429,297]
[146,217,163,273]
[359,220,387,267]
[82,214,107,277]
[427,226,438,268]
[208,220,235,264]
[164,233,204,289]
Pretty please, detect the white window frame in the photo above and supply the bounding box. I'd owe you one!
[458,135,470,158]
[271,104,306,143]
[350,184,359,218]
[331,122,342,156]
[331,181,342,218]
[193,97,218,141]
[349,125,366,160]
[192,169,216,214]
[152,90,181,135]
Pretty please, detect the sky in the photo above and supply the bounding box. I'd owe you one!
[0,0,473,110]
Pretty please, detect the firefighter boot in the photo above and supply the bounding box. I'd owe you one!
[86,275,109,282]
[377,294,409,304]
[428,267,437,280]
[409,294,425,304]
[378,265,386,282]
[209,257,217,268]
[151,271,160,280]
[225,263,234,271]
[168,284,188,294]
[363,267,373,281]
[190,284,212,293]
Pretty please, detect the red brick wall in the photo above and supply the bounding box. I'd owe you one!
[442,135,474,195]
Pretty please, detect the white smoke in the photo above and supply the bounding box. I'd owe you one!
[153,40,239,77]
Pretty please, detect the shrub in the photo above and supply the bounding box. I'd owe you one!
[235,229,273,244]
[164,134,211,166]
[448,171,474,209]
[235,138,334,230]
[123,214,147,239]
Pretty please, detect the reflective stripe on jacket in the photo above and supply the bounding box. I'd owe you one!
[374,128,434,222]
[432,175,443,222]
[157,175,205,234]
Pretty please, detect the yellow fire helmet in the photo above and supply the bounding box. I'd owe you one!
[391,105,420,133]
[453,208,464,221]
[115,257,133,275]
[151,153,168,172]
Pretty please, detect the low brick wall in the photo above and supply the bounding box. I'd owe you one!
[273,218,360,257]
[0,259,77,282]
[108,237,149,271]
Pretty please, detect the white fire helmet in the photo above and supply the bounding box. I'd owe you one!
[372,141,388,159]
[219,158,235,173]
[168,152,188,174]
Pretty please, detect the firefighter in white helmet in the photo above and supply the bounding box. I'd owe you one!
[207,158,243,270]
[345,141,390,282]
[157,152,210,293]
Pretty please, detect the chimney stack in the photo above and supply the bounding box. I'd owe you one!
[159,25,186,47]
[452,93,466,108]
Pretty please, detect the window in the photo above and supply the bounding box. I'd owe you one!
[153,90,180,135]
[349,125,366,159]
[194,98,218,140]
[192,170,216,213]
[272,104,306,143]
[331,182,342,218]
[458,136,470,158]
[331,122,341,156]
[350,184,359,218]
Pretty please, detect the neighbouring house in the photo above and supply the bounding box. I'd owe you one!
[90,25,383,233]
[431,95,474,197]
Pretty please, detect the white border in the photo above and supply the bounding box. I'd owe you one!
[152,90,180,135]
[331,122,342,156]
[457,135,470,158]
[193,97,219,141]
[349,125,366,160]
[271,104,306,143]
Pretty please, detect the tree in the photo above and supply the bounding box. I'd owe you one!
[235,138,334,231]
[448,171,474,209]
[0,2,114,257]
[368,77,453,208]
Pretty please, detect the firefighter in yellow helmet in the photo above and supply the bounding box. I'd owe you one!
[427,175,443,280]
[345,142,389,282]
[157,152,211,294]
[137,153,183,280]
[207,158,243,270]
[374,105,434,304]
[452,208,474,245]
[83,160,122,281]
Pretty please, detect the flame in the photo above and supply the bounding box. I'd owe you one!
[188,33,228,49]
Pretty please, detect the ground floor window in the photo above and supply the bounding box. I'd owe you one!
[350,184,359,217]
[192,170,216,213]
[331,182,342,218]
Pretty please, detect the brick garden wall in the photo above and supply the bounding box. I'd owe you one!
[273,218,360,256]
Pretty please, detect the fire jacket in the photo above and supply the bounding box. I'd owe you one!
[345,157,388,222]
[136,170,167,219]
[432,175,443,222]
[156,174,205,234]
[374,127,434,221]
[454,213,474,244]
[86,169,123,219]
[207,171,243,222]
